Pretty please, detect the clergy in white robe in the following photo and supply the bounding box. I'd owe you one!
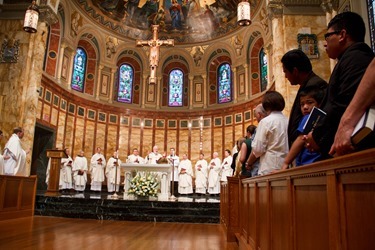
[3,127,27,176]
[220,149,233,182]
[208,152,221,194]
[167,148,180,182]
[194,153,208,194]
[60,148,74,190]
[0,130,4,175]
[146,145,162,164]
[90,147,106,191]
[127,148,145,164]
[178,154,193,194]
[73,150,88,191]
[106,151,122,192]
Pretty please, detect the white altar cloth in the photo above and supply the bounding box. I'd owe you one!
[121,163,172,200]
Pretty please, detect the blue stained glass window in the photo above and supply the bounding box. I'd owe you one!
[168,69,184,107]
[218,63,232,104]
[71,48,87,92]
[260,48,268,92]
[117,64,134,103]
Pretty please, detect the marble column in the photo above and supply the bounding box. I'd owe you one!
[56,41,67,82]
[96,64,104,100]
[202,74,207,108]
[22,22,50,175]
[108,67,117,104]
[264,43,273,90]
[232,67,237,103]
[156,77,161,109]
[244,64,249,98]
[141,74,148,108]
[189,75,194,109]
[67,49,75,90]
[268,0,286,98]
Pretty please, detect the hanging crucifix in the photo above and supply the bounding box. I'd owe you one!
[136,25,174,84]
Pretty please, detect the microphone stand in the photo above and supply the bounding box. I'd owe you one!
[111,151,119,199]
[169,156,177,201]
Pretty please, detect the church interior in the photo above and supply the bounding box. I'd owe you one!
[0,0,374,249]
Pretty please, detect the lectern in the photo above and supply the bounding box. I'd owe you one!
[45,149,67,196]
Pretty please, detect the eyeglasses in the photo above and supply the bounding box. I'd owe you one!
[324,31,341,40]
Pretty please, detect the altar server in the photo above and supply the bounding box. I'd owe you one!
[73,150,88,191]
[106,150,122,193]
[208,152,221,195]
[194,153,208,195]
[178,153,193,194]
[60,148,74,191]
[90,147,106,191]
[220,149,233,182]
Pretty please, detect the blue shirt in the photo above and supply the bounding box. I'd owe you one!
[296,115,321,166]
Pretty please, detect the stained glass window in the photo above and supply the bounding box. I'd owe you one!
[218,63,232,104]
[260,48,268,92]
[71,48,87,92]
[168,69,183,107]
[117,64,134,103]
[368,0,375,53]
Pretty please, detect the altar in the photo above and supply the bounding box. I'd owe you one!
[121,163,172,200]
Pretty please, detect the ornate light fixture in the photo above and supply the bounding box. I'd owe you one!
[23,0,40,33]
[237,0,251,26]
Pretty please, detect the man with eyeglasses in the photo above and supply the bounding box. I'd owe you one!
[304,12,374,158]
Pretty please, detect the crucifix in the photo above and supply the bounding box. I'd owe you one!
[136,25,174,84]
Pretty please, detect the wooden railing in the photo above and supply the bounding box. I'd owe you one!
[221,148,375,250]
[0,175,37,221]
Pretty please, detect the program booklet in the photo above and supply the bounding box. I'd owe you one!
[302,106,327,134]
[351,106,375,146]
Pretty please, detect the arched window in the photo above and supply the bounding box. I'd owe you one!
[117,64,134,103]
[259,48,268,92]
[71,47,87,92]
[217,63,232,104]
[168,69,184,107]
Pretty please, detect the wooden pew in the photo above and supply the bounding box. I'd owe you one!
[221,148,375,250]
[0,175,37,221]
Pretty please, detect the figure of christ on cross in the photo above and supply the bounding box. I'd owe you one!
[136,25,174,84]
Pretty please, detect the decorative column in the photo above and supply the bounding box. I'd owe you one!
[156,77,161,109]
[232,67,237,103]
[268,0,286,95]
[67,49,75,90]
[189,75,194,109]
[264,43,273,90]
[244,64,249,98]
[142,74,148,108]
[56,41,67,82]
[96,64,104,100]
[321,1,337,72]
[202,74,207,108]
[108,67,116,103]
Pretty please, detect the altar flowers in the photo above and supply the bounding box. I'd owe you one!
[128,171,159,197]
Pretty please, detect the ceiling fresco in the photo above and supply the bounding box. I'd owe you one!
[74,0,261,44]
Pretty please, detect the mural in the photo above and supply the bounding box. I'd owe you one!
[75,0,261,43]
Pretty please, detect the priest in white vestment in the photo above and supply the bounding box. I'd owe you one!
[73,150,88,191]
[146,145,162,164]
[90,147,106,191]
[167,148,180,182]
[3,127,28,176]
[178,154,193,194]
[220,149,233,182]
[127,148,145,164]
[106,151,122,192]
[194,153,208,194]
[208,152,221,195]
[0,130,4,175]
[60,148,74,190]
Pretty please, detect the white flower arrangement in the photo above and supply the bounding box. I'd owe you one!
[128,171,159,197]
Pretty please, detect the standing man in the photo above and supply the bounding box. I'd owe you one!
[90,147,106,192]
[208,152,221,195]
[305,12,374,157]
[106,150,122,193]
[194,153,208,195]
[73,150,88,192]
[220,149,233,182]
[281,49,327,147]
[127,148,145,164]
[167,147,180,182]
[60,148,74,192]
[3,127,28,176]
[146,145,162,164]
[178,153,193,195]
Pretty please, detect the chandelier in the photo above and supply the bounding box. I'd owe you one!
[23,0,40,33]
[237,0,251,26]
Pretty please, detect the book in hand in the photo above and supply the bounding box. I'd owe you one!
[351,106,375,146]
[302,106,327,134]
